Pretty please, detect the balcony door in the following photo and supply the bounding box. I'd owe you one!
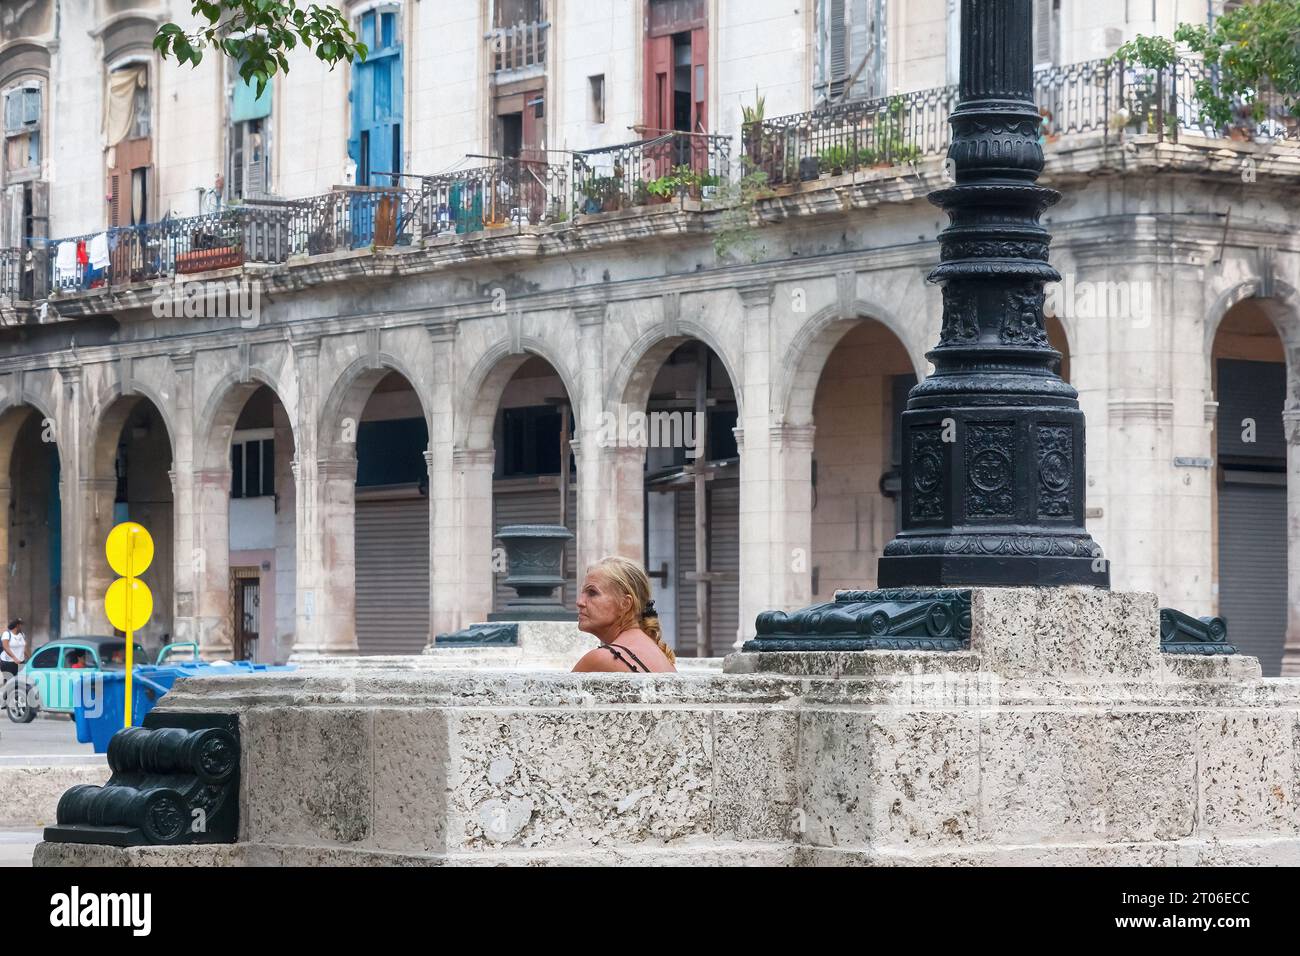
[643,0,707,137]
[349,6,403,186]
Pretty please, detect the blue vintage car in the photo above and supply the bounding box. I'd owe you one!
[2,637,197,722]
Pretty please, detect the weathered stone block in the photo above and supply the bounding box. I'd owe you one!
[444,709,713,851]
[712,709,798,840]
[243,707,373,845]
[971,587,1161,679]
[1196,711,1299,838]
[372,709,450,853]
[977,710,1106,844]
[797,708,980,849]
[1101,711,1197,842]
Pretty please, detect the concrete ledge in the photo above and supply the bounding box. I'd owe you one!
[0,765,112,828]
[34,839,793,867]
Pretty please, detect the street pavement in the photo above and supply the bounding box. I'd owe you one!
[0,714,105,765]
[1,717,104,867]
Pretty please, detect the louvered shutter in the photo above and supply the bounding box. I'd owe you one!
[355,495,430,654]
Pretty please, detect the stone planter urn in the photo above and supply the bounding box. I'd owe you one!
[486,524,576,621]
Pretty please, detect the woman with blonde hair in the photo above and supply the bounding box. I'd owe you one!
[573,556,676,673]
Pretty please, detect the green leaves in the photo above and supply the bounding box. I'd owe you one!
[155,1,367,95]
[1113,0,1300,129]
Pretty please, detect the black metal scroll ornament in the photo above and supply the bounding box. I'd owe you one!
[1159,608,1236,655]
[43,713,239,847]
[876,0,1107,588]
[743,589,972,652]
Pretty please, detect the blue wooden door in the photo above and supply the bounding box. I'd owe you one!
[348,8,404,248]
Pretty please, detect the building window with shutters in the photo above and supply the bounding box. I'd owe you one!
[643,0,709,136]
[814,0,886,105]
[104,62,153,227]
[349,4,403,187]
[2,84,41,178]
[227,58,272,200]
[1033,0,1061,69]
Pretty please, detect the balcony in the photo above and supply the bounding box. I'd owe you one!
[1,248,21,301]
[487,20,549,76]
[572,131,731,215]
[743,57,1299,186]
[420,158,567,235]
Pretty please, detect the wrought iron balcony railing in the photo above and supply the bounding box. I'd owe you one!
[43,210,249,293]
[572,131,731,216]
[1,248,21,300]
[285,186,417,255]
[487,20,548,74]
[420,157,568,236]
[744,57,1299,185]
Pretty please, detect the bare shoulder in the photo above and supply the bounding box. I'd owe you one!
[573,646,620,672]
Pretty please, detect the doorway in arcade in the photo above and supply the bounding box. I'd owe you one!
[354,372,430,654]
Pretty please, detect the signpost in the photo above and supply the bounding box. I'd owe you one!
[104,521,154,727]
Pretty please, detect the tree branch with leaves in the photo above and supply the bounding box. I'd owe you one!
[154,1,368,95]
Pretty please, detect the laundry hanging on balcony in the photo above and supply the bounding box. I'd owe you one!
[54,240,77,281]
[88,233,110,270]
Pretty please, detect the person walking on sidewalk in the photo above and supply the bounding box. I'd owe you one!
[0,618,26,680]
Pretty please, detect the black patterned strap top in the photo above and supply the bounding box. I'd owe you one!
[602,640,651,673]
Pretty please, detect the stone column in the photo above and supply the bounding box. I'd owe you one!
[167,351,201,647]
[452,446,496,628]
[1282,410,1300,675]
[736,423,816,650]
[425,319,459,638]
[297,457,359,656]
[735,283,777,648]
[192,467,233,658]
[571,303,639,572]
[55,365,84,638]
[79,476,118,633]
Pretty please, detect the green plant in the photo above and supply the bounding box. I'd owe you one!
[155,1,367,95]
[710,168,773,263]
[817,145,851,171]
[1114,1,1300,133]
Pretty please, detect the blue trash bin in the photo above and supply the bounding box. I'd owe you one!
[74,661,295,753]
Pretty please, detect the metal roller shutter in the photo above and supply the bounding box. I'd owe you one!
[1218,478,1287,676]
[491,482,578,612]
[674,481,739,656]
[355,496,430,654]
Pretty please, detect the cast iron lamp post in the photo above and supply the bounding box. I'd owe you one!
[744,0,1109,653]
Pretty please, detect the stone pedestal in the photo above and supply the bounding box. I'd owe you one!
[32,587,1300,867]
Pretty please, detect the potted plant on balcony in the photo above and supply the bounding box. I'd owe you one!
[817,145,850,177]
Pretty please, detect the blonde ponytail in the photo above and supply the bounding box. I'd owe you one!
[640,611,676,664]
[588,555,676,664]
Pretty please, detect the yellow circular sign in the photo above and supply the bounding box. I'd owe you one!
[105,577,153,632]
[106,522,154,578]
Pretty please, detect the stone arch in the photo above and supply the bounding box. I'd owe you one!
[606,320,744,418]
[458,337,583,450]
[1204,279,1300,392]
[776,302,926,428]
[318,353,432,458]
[0,387,62,478]
[88,381,178,480]
[195,368,298,472]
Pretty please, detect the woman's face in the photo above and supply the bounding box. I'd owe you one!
[577,571,632,639]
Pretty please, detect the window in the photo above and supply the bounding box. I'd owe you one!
[30,645,59,668]
[1033,0,1061,69]
[3,84,41,175]
[589,75,605,124]
[501,406,563,477]
[228,58,272,199]
[231,435,275,498]
[61,647,95,668]
[131,72,151,139]
[816,0,886,103]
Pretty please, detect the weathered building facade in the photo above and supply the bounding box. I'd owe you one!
[1,0,1298,673]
